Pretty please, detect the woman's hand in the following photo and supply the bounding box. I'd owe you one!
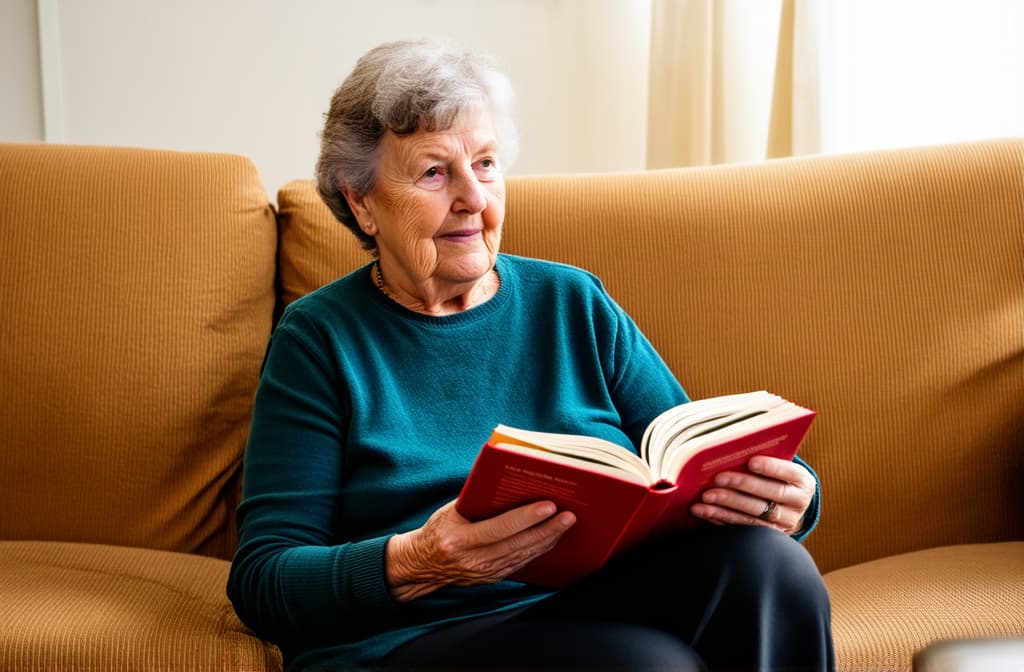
[691,456,816,535]
[385,499,576,603]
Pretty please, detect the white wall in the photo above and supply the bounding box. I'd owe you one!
[3,0,652,201]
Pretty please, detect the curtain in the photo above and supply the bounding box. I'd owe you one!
[646,0,822,168]
[646,0,1024,169]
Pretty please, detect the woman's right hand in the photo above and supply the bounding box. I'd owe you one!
[384,499,576,603]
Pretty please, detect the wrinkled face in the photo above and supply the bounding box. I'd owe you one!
[347,107,505,290]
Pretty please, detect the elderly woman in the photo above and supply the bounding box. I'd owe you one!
[228,39,834,672]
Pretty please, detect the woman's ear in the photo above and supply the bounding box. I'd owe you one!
[342,185,377,236]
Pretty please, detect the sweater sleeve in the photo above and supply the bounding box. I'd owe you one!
[227,316,400,648]
[790,455,822,541]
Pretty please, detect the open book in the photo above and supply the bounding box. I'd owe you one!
[455,391,816,587]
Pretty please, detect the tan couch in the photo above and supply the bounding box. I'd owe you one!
[2,138,1021,671]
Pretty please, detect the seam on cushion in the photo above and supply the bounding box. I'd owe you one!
[6,551,228,611]
[6,553,281,671]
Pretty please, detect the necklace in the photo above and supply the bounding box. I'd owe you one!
[374,260,387,295]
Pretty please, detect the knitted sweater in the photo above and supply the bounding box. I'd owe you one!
[227,254,820,670]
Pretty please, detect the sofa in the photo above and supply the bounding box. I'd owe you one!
[1,138,1021,671]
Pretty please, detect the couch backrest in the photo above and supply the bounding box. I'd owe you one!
[277,138,1023,573]
[0,144,277,560]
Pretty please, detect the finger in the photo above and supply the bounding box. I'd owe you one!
[412,501,574,585]
[465,501,576,563]
[712,470,796,509]
[748,456,817,491]
[714,464,814,509]
[697,489,800,532]
[495,511,576,567]
[467,500,564,545]
[456,510,576,584]
[691,500,790,532]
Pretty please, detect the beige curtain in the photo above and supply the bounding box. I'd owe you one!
[646,0,821,168]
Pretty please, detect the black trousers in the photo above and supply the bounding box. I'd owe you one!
[385,525,835,672]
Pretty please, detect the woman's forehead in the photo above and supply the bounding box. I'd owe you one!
[385,110,500,160]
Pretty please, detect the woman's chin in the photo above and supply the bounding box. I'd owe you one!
[441,259,495,285]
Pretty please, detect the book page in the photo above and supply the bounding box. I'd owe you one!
[491,425,653,483]
[661,403,813,480]
[641,391,783,476]
[488,442,651,485]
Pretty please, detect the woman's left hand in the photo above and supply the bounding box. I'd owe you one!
[691,456,816,535]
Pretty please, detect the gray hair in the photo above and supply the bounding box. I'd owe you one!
[316,39,519,251]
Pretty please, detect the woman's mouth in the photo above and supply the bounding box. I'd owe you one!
[439,230,481,243]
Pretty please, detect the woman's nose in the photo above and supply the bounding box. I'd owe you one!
[451,169,487,214]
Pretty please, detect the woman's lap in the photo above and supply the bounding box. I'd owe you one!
[385,525,833,671]
[385,619,705,671]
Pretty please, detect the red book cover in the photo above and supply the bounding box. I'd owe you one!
[455,394,816,588]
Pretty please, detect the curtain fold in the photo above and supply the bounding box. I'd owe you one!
[646,0,821,169]
[767,0,821,158]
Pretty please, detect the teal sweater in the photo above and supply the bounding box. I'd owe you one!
[228,254,821,670]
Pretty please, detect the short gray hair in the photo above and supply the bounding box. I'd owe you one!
[316,39,519,251]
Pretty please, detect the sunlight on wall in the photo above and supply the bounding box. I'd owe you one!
[820,0,1024,153]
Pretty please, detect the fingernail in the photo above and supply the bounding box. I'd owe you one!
[536,503,556,518]
[558,513,576,527]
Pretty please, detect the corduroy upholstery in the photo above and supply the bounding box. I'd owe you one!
[2,541,281,671]
[0,144,281,670]
[826,543,1023,671]
[2,138,1020,671]
[0,144,277,559]
[275,137,1024,672]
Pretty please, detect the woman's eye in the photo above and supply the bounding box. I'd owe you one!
[475,158,499,178]
[417,166,447,189]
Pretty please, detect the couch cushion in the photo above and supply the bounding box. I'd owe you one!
[0,144,277,559]
[277,178,369,306]
[824,542,1024,672]
[0,541,281,671]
